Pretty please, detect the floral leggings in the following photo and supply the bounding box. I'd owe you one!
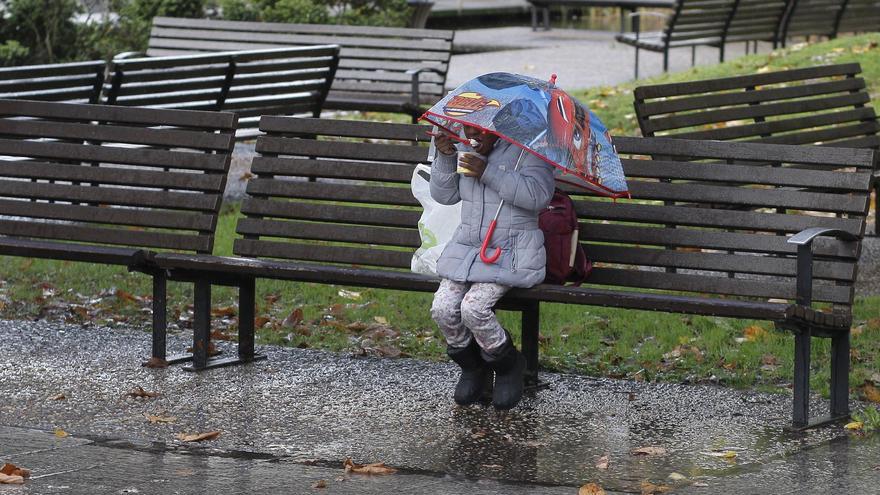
[431,278,510,353]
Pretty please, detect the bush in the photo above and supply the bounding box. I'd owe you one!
[219,0,411,26]
[0,41,30,67]
[1,0,81,63]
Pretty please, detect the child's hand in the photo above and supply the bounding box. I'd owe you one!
[459,153,487,178]
[434,132,457,155]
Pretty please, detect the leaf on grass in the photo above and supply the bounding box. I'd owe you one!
[254,316,271,329]
[373,316,388,325]
[49,393,66,401]
[743,325,767,342]
[631,446,667,456]
[641,481,672,494]
[176,431,220,442]
[312,479,327,488]
[667,472,686,481]
[282,308,304,328]
[54,427,68,438]
[702,450,737,459]
[0,473,23,485]
[144,413,177,424]
[211,306,237,318]
[338,289,361,300]
[595,455,609,470]
[343,458,397,475]
[143,357,169,369]
[844,421,864,431]
[859,381,880,404]
[579,482,606,495]
[1,463,30,478]
[115,289,139,304]
[127,386,160,399]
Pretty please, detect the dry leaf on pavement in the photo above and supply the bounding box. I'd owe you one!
[176,431,221,442]
[127,386,160,399]
[641,481,672,494]
[702,450,738,459]
[1,463,30,479]
[312,479,327,488]
[631,446,667,456]
[579,482,606,495]
[143,357,169,369]
[668,472,687,481]
[49,393,66,401]
[844,421,864,431]
[343,458,397,475]
[595,455,609,470]
[54,427,68,438]
[0,473,23,485]
[144,413,177,424]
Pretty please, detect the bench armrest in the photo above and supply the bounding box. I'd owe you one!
[625,11,670,37]
[788,228,859,306]
[114,51,144,60]
[405,67,445,110]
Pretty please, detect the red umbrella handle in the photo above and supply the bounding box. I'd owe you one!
[479,219,501,264]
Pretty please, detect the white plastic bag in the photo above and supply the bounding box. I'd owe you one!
[411,164,461,275]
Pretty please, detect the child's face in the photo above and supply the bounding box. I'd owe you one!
[463,126,498,156]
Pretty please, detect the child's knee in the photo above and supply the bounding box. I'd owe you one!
[460,295,493,329]
[431,296,459,325]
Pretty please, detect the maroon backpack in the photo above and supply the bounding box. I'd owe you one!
[539,190,592,285]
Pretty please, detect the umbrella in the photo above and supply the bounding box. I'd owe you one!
[420,72,628,264]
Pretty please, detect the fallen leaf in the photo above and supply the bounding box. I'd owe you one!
[211,306,237,317]
[693,481,710,487]
[54,427,68,438]
[313,479,327,488]
[338,289,361,300]
[343,458,397,475]
[702,450,738,459]
[176,431,221,442]
[115,289,138,303]
[143,357,169,369]
[844,421,864,431]
[0,463,30,478]
[127,386,160,399]
[595,455,609,470]
[632,446,667,456]
[761,354,778,366]
[743,325,767,342]
[239,171,255,181]
[49,393,66,401]
[373,316,388,325]
[668,472,686,481]
[641,481,672,494]
[282,308,304,327]
[144,413,177,424]
[579,482,606,495]
[0,473,23,485]
[859,381,880,403]
[254,316,271,328]
[265,294,280,304]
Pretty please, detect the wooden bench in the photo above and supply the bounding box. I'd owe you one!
[632,63,880,232]
[105,46,339,139]
[142,16,454,121]
[528,0,675,32]
[0,99,237,364]
[837,0,880,35]
[778,0,847,45]
[148,116,873,429]
[0,60,106,103]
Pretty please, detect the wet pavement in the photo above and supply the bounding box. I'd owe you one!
[2,320,879,494]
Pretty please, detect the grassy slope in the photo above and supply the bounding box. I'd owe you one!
[2,35,880,398]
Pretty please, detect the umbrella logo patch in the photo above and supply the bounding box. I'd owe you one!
[443,92,501,117]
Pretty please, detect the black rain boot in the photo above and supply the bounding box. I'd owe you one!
[447,339,492,406]
[482,334,526,410]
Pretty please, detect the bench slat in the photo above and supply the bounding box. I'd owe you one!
[259,116,429,142]
[0,220,211,252]
[240,199,421,228]
[234,238,412,268]
[0,180,220,211]
[246,180,418,207]
[237,218,420,248]
[256,137,428,164]
[0,161,222,192]
[0,198,214,231]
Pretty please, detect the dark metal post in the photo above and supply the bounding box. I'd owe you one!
[238,277,256,361]
[192,279,212,369]
[830,331,850,418]
[796,244,813,305]
[152,270,167,360]
[793,327,811,427]
[520,301,540,386]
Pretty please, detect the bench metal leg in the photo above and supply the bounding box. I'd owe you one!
[190,278,212,370]
[634,46,640,79]
[520,301,542,388]
[792,328,811,428]
[691,46,696,66]
[151,270,167,361]
[531,6,538,31]
[543,7,550,30]
[662,49,669,73]
[874,180,879,236]
[829,331,851,419]
[238,277,256,362]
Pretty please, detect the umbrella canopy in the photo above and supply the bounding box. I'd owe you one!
[420,72,628,198]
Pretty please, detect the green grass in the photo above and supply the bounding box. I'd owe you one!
[2,35,880,400]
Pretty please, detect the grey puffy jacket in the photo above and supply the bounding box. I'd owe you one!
[430,139,555,288]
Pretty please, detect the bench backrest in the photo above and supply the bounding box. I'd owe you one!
[663,0,739,46]
[633,63,878,149]
[780,0,846,41]
[0,60,106,104]
[104,46,339,136]
[0,99,237,255]
[723,0,790,43]
[236,117,872,310]
[146,16,454,108]
[837,0,880,35]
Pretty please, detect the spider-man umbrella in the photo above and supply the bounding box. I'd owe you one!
[419,72,628,263]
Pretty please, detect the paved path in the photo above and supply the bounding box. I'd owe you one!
[2,320,879,494]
